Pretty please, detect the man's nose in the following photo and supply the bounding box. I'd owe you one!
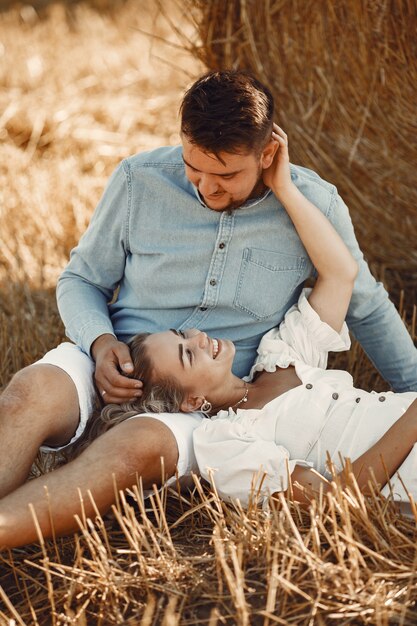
[198,174,219,196]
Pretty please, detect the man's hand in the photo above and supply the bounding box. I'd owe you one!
[262,124,294,199]
[91,334,143,404]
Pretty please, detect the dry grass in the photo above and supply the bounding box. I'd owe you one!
[0,1,417,623]
[2,477,417,624]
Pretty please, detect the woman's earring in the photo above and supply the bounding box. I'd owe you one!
[200,399,212,416]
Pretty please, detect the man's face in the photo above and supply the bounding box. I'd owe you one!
[181,134,272,211]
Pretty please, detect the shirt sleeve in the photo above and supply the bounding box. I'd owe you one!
[193,418,311,508]
[256,288,351,371]
[56,162,130,354]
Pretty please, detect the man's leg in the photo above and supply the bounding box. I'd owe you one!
[0,363,80,498]
[0,417,178,548]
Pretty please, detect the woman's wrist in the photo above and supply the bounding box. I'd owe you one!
[273,181,300,206]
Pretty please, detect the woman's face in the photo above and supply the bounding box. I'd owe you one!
[144,328,236,411]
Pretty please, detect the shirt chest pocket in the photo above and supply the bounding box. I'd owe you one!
[234,248,307,320]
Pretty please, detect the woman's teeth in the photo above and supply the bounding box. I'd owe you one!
[212,338,219,359]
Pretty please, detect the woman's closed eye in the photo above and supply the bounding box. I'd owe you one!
[185,347,193,364]
[180,332,194,364]
[171,329,193,365]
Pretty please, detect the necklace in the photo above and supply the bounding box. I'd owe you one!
[231,382,249,409]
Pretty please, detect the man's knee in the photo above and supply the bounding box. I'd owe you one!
[0,363,80,439]
[1,364,45,410]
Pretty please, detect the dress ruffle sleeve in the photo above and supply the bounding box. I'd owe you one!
[247,288,351,379]
[193,417,311,507]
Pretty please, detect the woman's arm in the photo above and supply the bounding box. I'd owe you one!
[264,125,358,332]
[287,398,417,504]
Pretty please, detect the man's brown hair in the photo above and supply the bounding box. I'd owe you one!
[180,70,274,156]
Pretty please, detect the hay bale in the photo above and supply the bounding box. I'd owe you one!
[182,0,417,304]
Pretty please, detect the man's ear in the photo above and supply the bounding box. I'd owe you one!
[260,137,279,169]
[180,394,205,413]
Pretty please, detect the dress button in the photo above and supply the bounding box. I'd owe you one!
[219,242,225,249]
[379,396,386,402]
[306,383,313,390]
[210,279,217,286]
[332,392,339,400]
[200,307,207,311]
[355,397,361,403]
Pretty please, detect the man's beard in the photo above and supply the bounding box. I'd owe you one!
[205,166,266,212]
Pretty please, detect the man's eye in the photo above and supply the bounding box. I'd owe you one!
[178,330,185,338]
[186,349,193,364]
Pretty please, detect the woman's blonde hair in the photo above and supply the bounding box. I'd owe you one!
[66,333,185,459]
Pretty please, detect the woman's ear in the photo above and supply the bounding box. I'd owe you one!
[180,394,205,413]
[260,137,279,169]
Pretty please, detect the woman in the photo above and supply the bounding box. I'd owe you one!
[91,125,417,509]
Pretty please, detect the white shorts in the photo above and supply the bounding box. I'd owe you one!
[36,342,203,487]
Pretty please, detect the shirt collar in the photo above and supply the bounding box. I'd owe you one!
[192,184,272,210]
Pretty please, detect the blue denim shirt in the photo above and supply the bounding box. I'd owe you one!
[57,146,417,391]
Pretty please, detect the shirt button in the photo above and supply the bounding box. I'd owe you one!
[306,383,313,390]
[379,396,386,402]
[355,397,361,403]
[210,279,217,286]
[332,392,339,400]
[219,242,225,249]
[200,307,207,311]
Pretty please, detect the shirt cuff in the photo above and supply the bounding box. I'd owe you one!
[66,313,116,355]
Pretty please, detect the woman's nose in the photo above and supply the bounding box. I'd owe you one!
[187,330,207,349]
[184,328,200,338]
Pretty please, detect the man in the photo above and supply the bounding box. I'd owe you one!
[0,71,415,547]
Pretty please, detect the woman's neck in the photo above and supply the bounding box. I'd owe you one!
[209,367,302,414]
[210,377,254,414]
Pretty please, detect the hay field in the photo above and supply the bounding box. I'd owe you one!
[1,1,417,624]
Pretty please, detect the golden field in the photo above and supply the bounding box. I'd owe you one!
[0,1,416,623]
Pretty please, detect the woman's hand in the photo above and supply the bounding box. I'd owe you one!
[262,124,294,199]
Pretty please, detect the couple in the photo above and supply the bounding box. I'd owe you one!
[0,71,416,548]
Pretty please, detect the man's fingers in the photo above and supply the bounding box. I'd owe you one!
[96,373,141,393]
[106,367,142,389]
[101,389,143,405]
[113,342,134,374]
[96,366,143,403]
[98,377,144,404]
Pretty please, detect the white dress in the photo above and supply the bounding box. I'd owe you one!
[193,290,417,507]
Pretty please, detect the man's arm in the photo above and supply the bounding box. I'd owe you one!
[328,193,417,392]
[57,162,141,402]
[57,163,127,352]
